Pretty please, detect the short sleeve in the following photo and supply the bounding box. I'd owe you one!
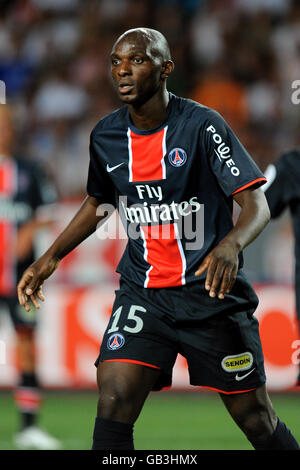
[263,151,299,218]
[87,132,116,206]
[30,164,58,210]
[203,110,266,197]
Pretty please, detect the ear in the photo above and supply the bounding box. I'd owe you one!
[161,60,175,80]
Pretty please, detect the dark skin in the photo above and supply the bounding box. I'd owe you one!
[110,34,172,129]
[17,30,270,307]
[17,29,277,448]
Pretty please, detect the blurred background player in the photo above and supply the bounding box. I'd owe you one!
[263,150,300,385]
[0,105,60,449]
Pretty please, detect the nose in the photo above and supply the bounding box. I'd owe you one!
[117,60,132,77]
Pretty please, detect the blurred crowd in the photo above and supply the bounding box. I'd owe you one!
[1,0,300,198]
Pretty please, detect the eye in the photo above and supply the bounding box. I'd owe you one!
[111,58,120,66]
[133,57,144,64]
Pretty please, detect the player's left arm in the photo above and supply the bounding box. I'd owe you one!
[195,187,270,299]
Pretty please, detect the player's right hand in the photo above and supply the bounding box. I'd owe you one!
[17,255,60,312]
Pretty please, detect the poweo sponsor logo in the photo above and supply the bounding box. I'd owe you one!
[221,352,253,372]
[206,124,240,176]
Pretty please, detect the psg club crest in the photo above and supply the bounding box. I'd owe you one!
[107,333,125,351]
[168,147,187,167]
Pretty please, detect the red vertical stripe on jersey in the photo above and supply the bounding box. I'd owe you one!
[0,223,15,294]
[0,167,5,192]
[128,128,167,182]
[0,160,17,295]
[0,161,14,194]
[141,223,185,288]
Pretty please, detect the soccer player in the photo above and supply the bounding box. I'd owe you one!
[0,106,60,449]
[263,151,300,385]
[17,29,299,450]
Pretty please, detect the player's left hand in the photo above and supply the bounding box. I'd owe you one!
[195,241,239,299]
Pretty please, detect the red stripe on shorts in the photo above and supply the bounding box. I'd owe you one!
[201,385,257,395]
[103,359,160,369]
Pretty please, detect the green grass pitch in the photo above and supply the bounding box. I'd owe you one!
[0,390,299,450]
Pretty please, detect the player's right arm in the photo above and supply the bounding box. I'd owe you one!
[17,195,109,312]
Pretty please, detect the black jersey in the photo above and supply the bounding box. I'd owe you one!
[264,149,300,318]
[87,93,266,289]
[0,156,56,295]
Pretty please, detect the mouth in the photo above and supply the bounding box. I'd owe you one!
[118,83,134,94]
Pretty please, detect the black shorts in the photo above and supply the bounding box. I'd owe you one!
[95,272,266,394]
[0,296,37,329]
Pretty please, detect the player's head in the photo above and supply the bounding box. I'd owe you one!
[110,28,174,105]
[0,105,14,156]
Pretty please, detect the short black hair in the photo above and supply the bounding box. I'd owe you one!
[113,28,172,62]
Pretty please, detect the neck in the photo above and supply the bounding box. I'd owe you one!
[128,88,169,130]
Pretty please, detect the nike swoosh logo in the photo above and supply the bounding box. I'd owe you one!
[235,368,255,381]
[106,162,124,173]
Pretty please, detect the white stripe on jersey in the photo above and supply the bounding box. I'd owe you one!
[174,222,186,285]
[140,226,153,288]
[127,127,133,183]
[161,125,168,180]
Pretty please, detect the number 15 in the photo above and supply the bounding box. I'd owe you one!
[107,305,145,334]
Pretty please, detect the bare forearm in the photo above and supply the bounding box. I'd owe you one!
[195,187,270,299]
[223,188,270,252]
[17,195,112,311]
